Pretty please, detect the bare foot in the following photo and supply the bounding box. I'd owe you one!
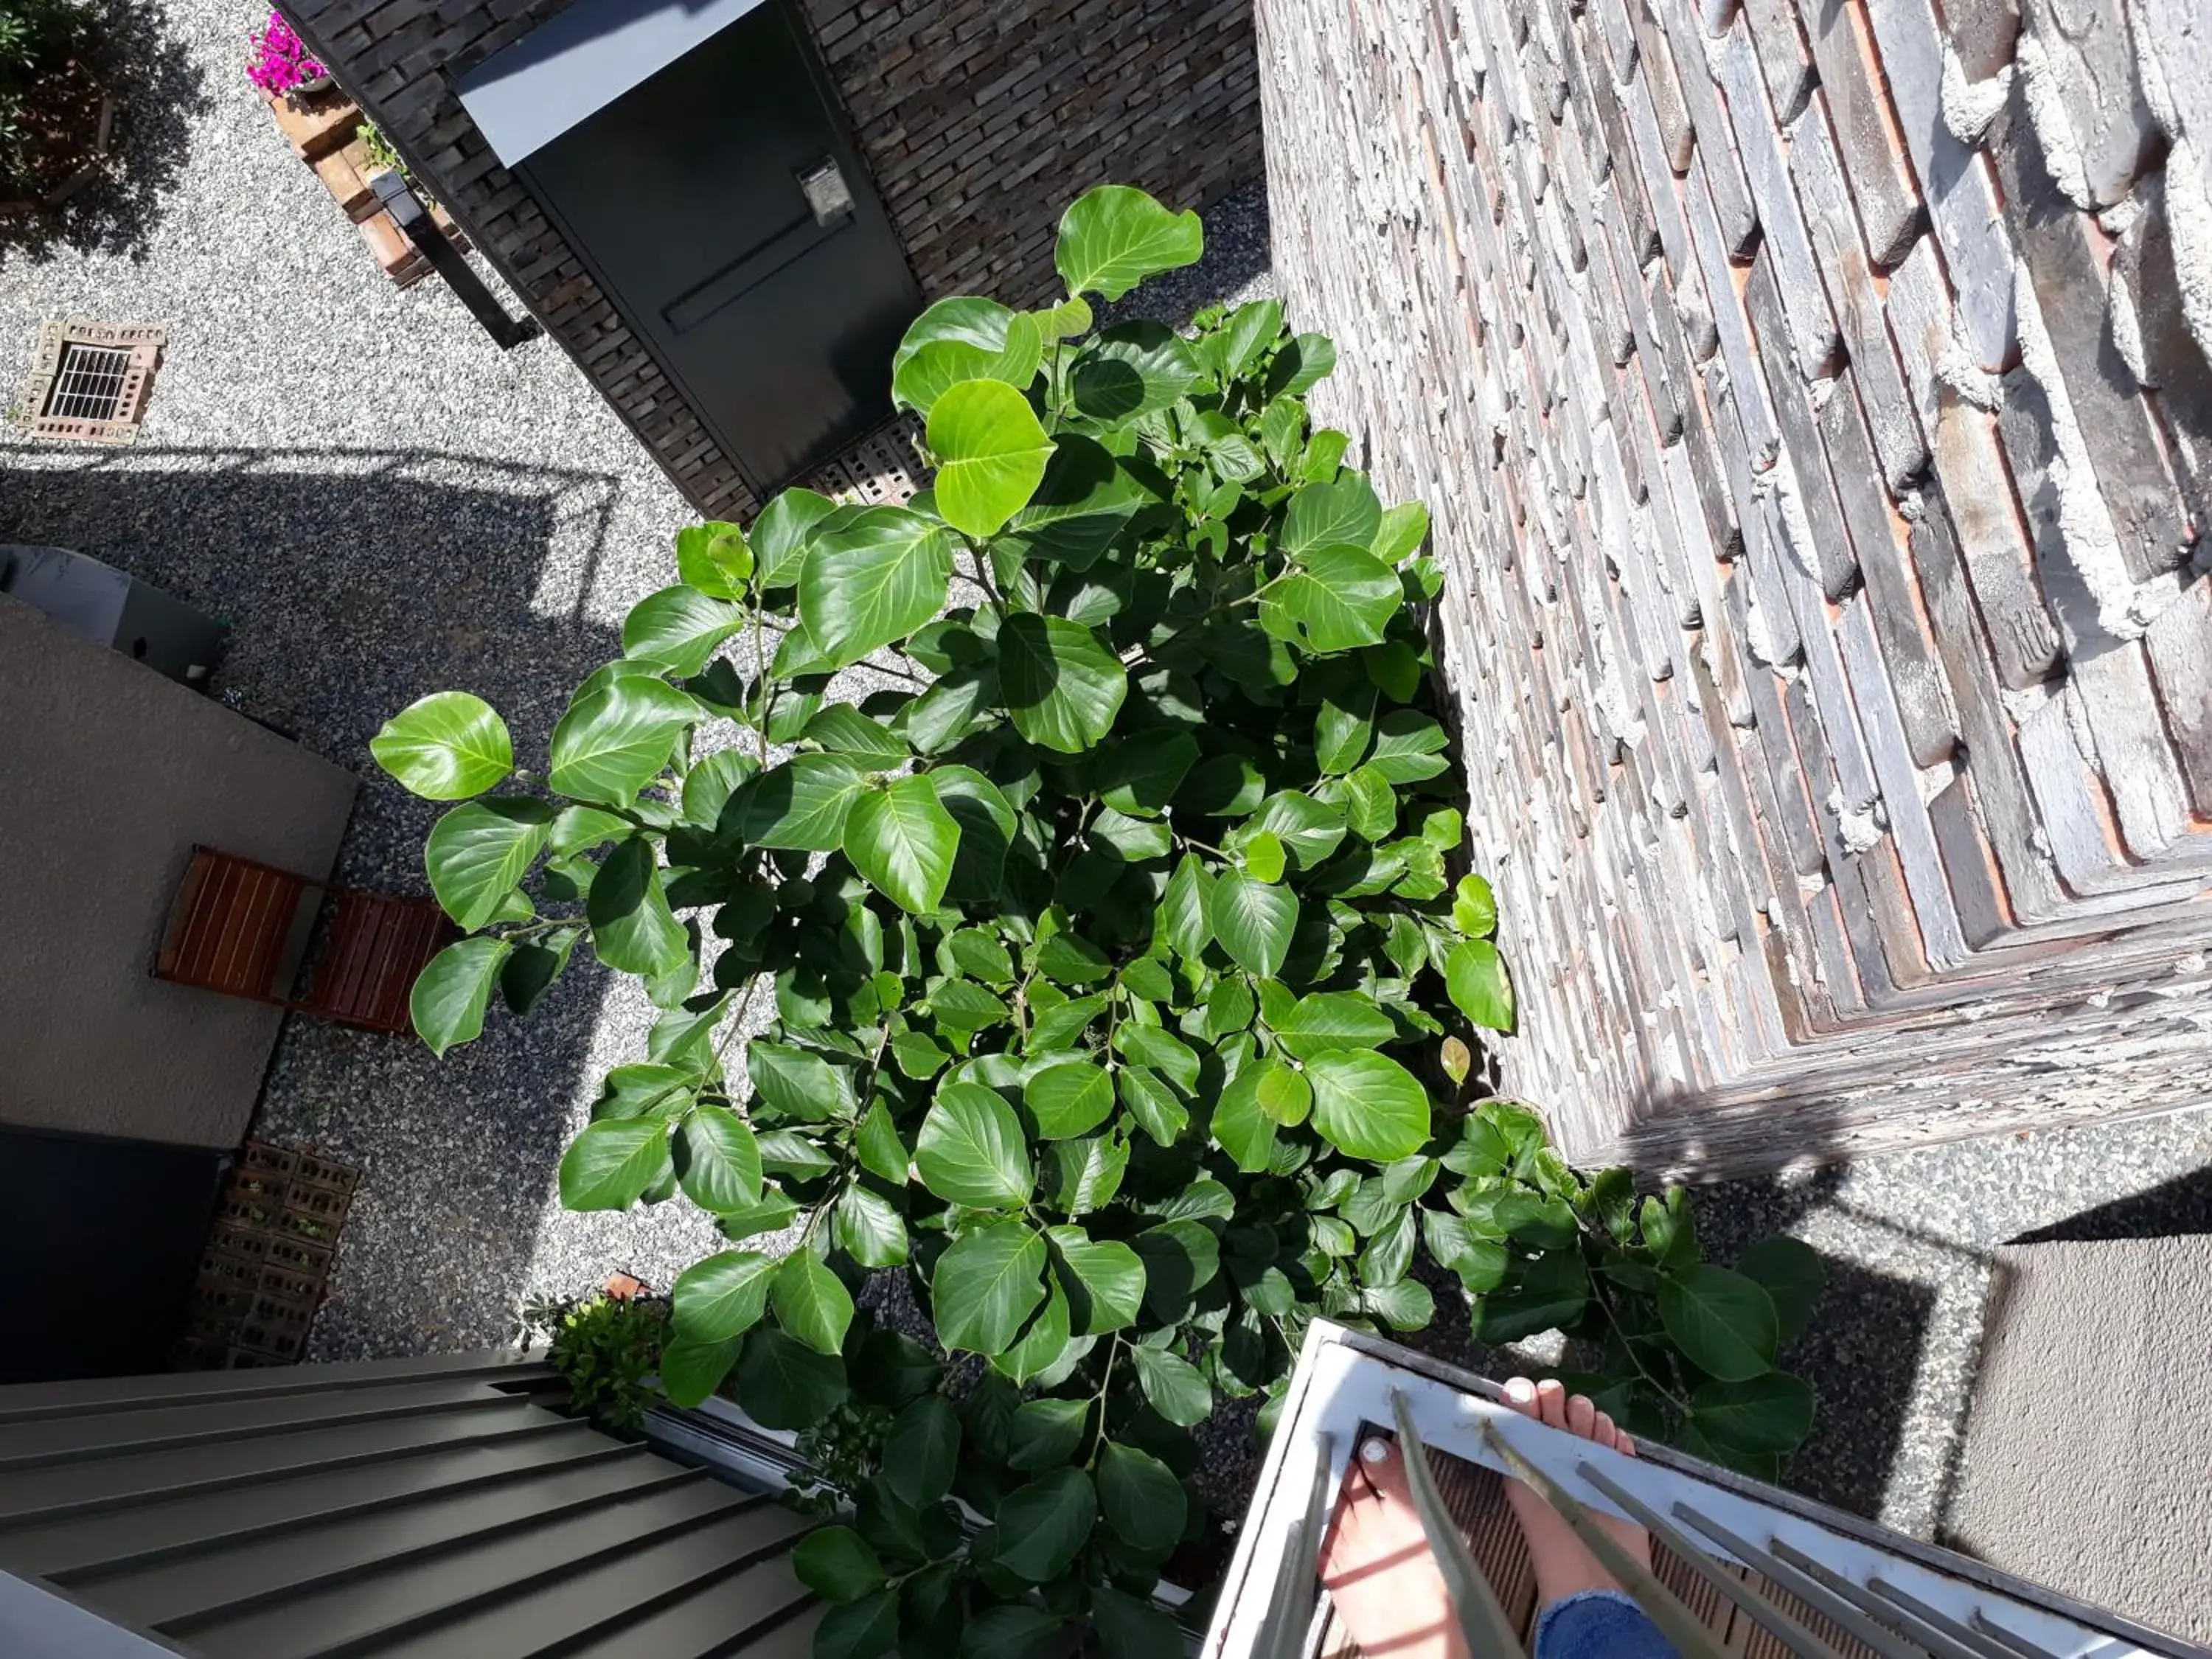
[1318,1437,1470,1659]
[1499,1376,1652,1607]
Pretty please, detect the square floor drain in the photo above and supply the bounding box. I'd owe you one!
[15,319,165,444]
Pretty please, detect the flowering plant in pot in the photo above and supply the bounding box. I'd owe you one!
[246,9,327,102]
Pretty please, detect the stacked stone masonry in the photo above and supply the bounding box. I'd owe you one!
[281,0,1259,516]
[1256,0,2212,1172]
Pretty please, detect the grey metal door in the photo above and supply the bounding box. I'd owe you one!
[514,0,920,494]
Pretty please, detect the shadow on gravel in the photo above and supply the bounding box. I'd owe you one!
[0,0,210,265]
[0,443,637,1355]
[2013,1163,2212,1242]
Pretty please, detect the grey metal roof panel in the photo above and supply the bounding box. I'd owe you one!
[0,1397,574,1526]
[7,1424,619,1580]
[0,1355,813,1659]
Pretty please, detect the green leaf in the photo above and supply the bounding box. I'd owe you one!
[671,1249,778,1342]
[549,675,699,806]
[557,1118,672,1211]
[1270,989,1395,1060]
[1046,1134,1128,1214]
[1092,1585,1180,1659]
[994,1468,1099,1581]
[1364,1276,1436,1330]
[410,935,511,1056]
[622,585,746,677]
[928,978,1009,1032]
[1206,872,1296,978]
[1069,321,1203,425]
[1210,1077,1279,1172]
[1036,931,1113,985]
[1314,686,1374,775]
[1096,1441,1186,1551]
[500,925,579,1016]
[1734,1237,1826,1346]
[846,776,961,914]
[1374,501,1431,563]
[804,703,912,767]
[1453,873,1499,937]
[998,613,1127,754]
[656,1335,742,1408]
[892,298,1045,415]
[917,1082,1033,1208]
[1366,711,1451,782]
[1000,434,1159,568]
[1475,1251,1590,1343]
[799,506,958,669]
[1133,1220,1219,1322]
[1029,990,1108,1051]
[734,1327,849,1429]
[795,1526,885,1602]
[929,380,1057,538]
[1306,1049,1430,1161]
[1660,1265,1780,1382]
[728,754,869,851]
[1128,1343,1213,1427]
[960,1604,1061,1659]
[1046,1225,1144,1334]
[1055,184,1204,301]
[1446,939,1516,1032]
[991,1279,1072,1385]
[1690,1372,1816,1454]
[1117,1025,1199,1092]
[835,1185,910,1267]
[882,1394,961,1508]
[426,801,552,933]
[856,1100,911,1183]
[747,1040,854,1121]
[1241,828,1285,883]
[673,521,753,598]
[1281,475,1382,555]
[1023,1060,1115,1139]
[751,488,841,590]
[372,691,513,800]
[1266,332,1338,399]
[677,1105,762,1212]
[1342,765,1396,840]
[773,1250,855,1355]
[586,837,689,976]
[1161,855,1212,958]
[1007,1397,1090,1470]
[947,927,1017,985]
[1278,545,1401,652]
[1117,1066,1187,1146]
[932,1220,1048,1355]
[816,1589,900,1659]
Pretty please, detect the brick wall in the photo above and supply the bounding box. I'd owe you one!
[281,0,1259,515]
[1256,0,2212,1172]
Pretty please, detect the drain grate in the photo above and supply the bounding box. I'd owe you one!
[44,341,134,421]
[14,319,165,444]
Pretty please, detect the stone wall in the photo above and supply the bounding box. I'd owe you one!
[1256,0,2212,1172]
[282,0,1259,517]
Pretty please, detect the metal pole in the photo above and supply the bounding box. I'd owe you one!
[370,172,542,351]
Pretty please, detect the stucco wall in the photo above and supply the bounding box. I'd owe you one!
[1256,0,2212,1172]
[0,597,358,1149]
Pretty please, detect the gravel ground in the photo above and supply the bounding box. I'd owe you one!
[10,11,2210,1550]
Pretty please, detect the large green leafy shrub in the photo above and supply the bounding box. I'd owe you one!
[376,185,1820,1657]
[0,0,90,192]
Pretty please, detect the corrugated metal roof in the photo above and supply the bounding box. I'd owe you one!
[0,1352,819,1658]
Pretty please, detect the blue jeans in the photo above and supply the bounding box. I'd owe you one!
[1534,1590,1677,1659]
